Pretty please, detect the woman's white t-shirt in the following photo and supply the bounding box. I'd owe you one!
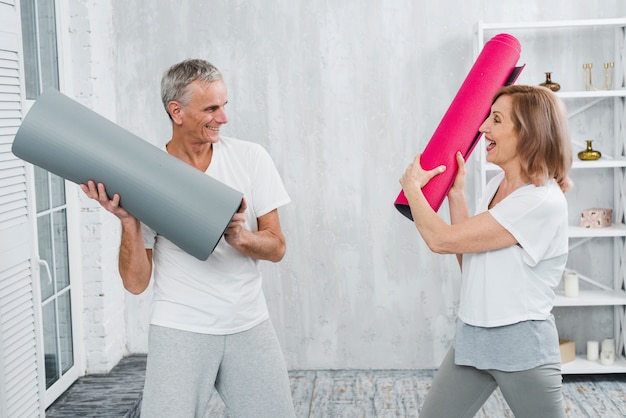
[142,136,291,335]
[458,172,568,328]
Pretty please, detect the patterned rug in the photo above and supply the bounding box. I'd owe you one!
[46,356,626,417]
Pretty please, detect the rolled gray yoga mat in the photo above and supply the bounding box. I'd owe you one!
[12,89,242,260]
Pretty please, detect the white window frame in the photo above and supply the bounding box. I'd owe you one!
[18,0,85,407]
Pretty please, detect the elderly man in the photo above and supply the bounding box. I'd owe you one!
[81,58,294,418]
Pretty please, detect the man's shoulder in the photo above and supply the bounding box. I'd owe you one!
[219,136,269,160]
[219,135,262,150]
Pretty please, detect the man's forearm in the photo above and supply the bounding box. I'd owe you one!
[118,218,152,294]
[228,229,286,262]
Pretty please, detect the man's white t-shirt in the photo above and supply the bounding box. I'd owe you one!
[142,136,291,335]
[458,172,568,328]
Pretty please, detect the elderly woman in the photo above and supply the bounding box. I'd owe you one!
[401,85,572,418]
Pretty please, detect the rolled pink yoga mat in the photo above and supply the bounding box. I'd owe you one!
[395,33,523,220]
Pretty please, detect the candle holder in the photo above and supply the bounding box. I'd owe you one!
[583,62,614,91]
[603,62,614,90]
[563,270,579,297]
[601,338,615,354]
[583,63,589,90]
[587,340,599,361]
[601,350,615,365]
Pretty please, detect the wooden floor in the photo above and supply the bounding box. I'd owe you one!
[204,369,626,417]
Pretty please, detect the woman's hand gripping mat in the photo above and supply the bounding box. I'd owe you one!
[395,33,524,220]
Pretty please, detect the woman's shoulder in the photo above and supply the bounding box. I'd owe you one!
[528,178,564,200]
[517,179,567,214]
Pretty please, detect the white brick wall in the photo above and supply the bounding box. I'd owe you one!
[68,0,127,374]
[79,200,127,373]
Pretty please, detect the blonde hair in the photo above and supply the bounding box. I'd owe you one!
[492,85,573,192]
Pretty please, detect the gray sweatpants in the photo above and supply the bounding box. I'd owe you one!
[420,348,567,418]
[140,320,296,418]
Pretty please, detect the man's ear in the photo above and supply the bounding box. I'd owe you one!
[167,101,183,125]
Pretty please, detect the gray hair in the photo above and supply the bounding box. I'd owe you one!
[161,59,223,116]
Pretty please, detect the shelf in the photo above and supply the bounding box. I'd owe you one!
[557,90,626,99]
[568,224,626,238]
[477,16,626,378]
[554,289,626,307]
[572,158,626,169]
[478,18,626,31]
[485,158,626,171]
[561,355,626,374]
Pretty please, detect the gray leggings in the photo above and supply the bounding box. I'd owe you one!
[420,348,566,418]
[140,320,295,418]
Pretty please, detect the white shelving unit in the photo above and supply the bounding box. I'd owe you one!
[475,18,626,374]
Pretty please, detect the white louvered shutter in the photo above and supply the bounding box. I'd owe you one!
[0,0,42,416]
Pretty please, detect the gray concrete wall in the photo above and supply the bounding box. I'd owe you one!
[100,0,626,369]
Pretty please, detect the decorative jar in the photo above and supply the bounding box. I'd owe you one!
[540,72,561,91]
[578,140,601,161]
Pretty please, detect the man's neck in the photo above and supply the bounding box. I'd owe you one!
[166,137,214,172]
